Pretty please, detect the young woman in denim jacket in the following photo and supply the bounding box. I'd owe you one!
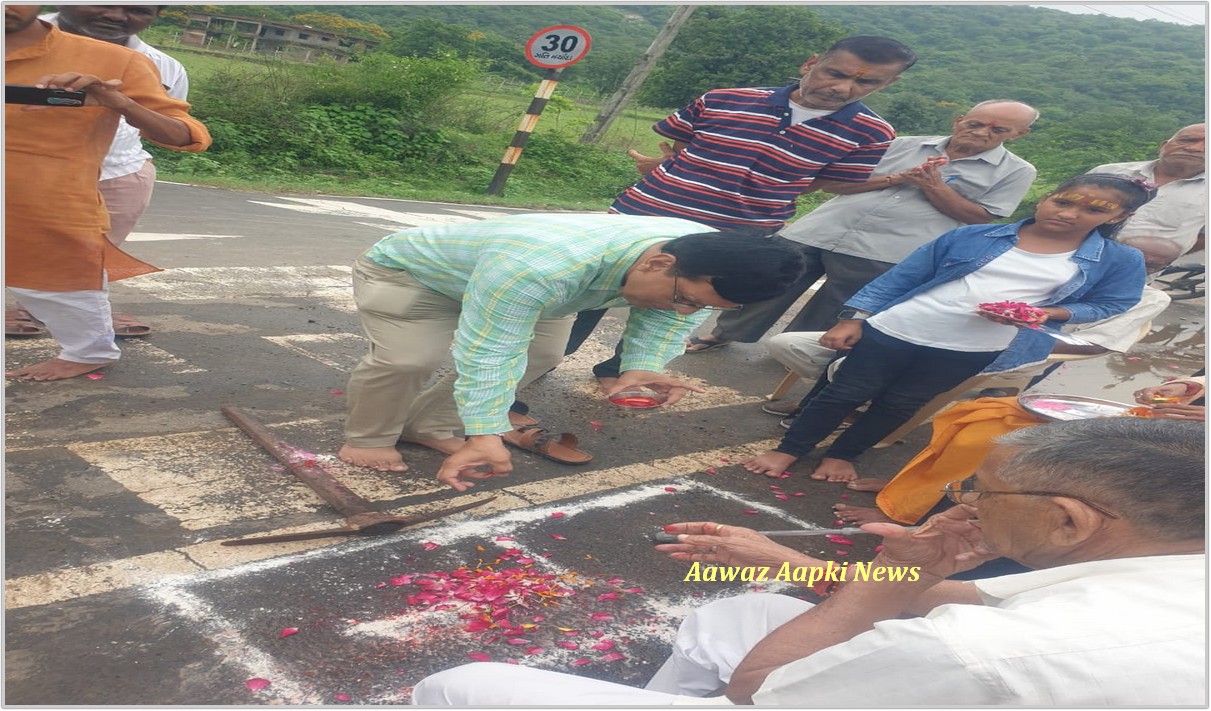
[744,174,1154,482]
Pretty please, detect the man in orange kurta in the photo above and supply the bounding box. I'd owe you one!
[5,5,211,380]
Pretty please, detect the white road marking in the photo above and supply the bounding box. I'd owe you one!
[125,233,241,241]
[247,197,514,226]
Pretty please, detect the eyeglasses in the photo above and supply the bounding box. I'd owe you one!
[941,478,1120,519]
[671,275,742,312]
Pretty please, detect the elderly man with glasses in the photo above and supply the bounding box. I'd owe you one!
[413,418,1205,705]
[336,213,805,487]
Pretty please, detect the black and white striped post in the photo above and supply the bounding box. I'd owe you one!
[486,67,562,196]
[486,24,591,196]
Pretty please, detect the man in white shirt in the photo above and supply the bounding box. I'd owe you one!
[411,418,1205,706]
[45,5,190,337]
[1091,123,1206,257]
[687,100,1038,352]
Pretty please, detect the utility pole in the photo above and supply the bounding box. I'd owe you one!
[578,5,696,144]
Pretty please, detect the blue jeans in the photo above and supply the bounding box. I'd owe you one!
[775,324,1001,461]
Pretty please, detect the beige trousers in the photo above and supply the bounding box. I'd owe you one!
[344,256,574,447]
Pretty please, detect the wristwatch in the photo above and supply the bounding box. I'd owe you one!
[836,308,872,321]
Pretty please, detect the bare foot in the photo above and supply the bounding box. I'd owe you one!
[338,444,409,472]
[810,457,858,482]
[742,451,799,477]
[833,503,897,525]
[6,358,108,381]
[847,477,890,492]
[400,436,465,455]
[597,376,619,396]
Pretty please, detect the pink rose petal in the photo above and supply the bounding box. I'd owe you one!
[835,549,849,556]
[524,646,544,655]
[664,486,678,492]
[839,494,851,500]
[505,658,519,665]
[743,509,758,515]
[278,627,299,638]
[550,512,566,518]
[606,577,624,584]
[720,457,731,462]
[778,473,792,479]
[334,693,351,702]
[825,535,854,546]
[705,468,718,474]
[875,545,885,553]
[570,658,592,667]
[421,542,440,551]
[589,612,614,621]
[589,421,603,432]
[596,592,619,601]
[600,652,625,662]
[390,575,413,586]
[792,492,805,497]
[494,536,516,542]
[590,640,615,651]
[549,534,567,540]
[774,493,790,500]
[623,587,645,594]
[245,678,271,691]
[506,637,531,645]
[86,373,105,380]
[556,641,579,650]
[834,520,846,527]
[466,653,492,662]
[328,390,344,395]
[769,485,781,490]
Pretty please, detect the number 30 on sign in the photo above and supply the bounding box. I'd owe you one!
[524,25,592,69]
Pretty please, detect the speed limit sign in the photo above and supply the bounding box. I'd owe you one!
[524,25,592,69]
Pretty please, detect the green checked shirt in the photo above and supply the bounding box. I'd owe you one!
[364,213,715,435]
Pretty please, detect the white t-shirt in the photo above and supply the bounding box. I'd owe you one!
[869,247,1079,351]
[788,99,834,125]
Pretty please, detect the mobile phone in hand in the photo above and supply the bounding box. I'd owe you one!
[5,85,87,106]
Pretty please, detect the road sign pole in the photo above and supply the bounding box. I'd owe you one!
[486,67,562,196]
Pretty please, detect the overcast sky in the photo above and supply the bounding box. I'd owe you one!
[1033,3,1205,25]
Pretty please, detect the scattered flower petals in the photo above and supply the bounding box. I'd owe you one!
[466,653,492,662]
[556,641,579,650]
[778,473,792,479]
[743,509,758,515]
[719,457,731,463]
[334,694,351,702]
[600,652,625,662]
[839,494,851,500]
[570,658,592,667]
[875,545,885,553]
[590,640,615,651]
[589,630,605,638]
[596,592,619,601]
[623,587,645,594]
[506,638,531,645]
[328,390,344,395]
[390,575,413,586]
[705,468,718,475]
[278,628,299,639]
[835,549,849,556]
[792,492,805,497]
[421,542,440,551]
[589,612,614,622]
[549,534,567,540]
[769,485,781,490]
[245,678,271,691]
[550,512,566,519]
[664,487,678,492]
[589,421,603,432]
[774,493,790,500]
[606,577,625,584]
[494,536,516,542]
[825,535,854,546]
[85,373,104,380]
[834,520,847,527]
[524,646,544,655]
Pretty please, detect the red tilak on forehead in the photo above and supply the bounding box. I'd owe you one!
[1050,191,1123,211]
[854,65,870,77]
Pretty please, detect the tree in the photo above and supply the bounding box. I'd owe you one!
[637,6,847,109]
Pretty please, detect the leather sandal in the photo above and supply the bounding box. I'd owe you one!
[112,312,151,338]
[501,425,593,465]
[5,309,47,337]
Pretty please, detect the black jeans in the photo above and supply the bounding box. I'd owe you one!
[775,324,1001,461]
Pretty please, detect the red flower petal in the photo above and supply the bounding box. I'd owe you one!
[874,545,885,553]
[663,486,677,492]
[778,473,792,479]
[589,612,614,621]
[550,512,566,518]
[719,457,731,463]
[390,575,413,586]
[769,485,781,490]
[85,373,105,380]
[833,520,846,527]
[705,468,718,475]
[600,652,626,662]
[421,542,440,551]
[556,641,579,649]
[590,640,615,651]
[623,587,645,594]
[506,637,530,645]
[549,534,567,540]
[245,678,271,691]
[466,653,492,662]
[743,509,758,515]
[774,493,790,500]
[278,627,299,638]
[835,550,849,556]
[494,536,516,541]
[570,658,592,667]
[606,577,625,584]
[328,390,344,395]
[334,693,351,702]
[792,492,805,497]
[825,535,854,546]
[839,494,851,500]
[589,421,604,432]
[524,646,544,655]
[596,592,619,601]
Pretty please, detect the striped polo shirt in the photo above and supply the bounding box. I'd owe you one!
[611,84,896,230]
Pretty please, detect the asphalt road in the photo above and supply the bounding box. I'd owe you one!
[4,182,1204,705]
